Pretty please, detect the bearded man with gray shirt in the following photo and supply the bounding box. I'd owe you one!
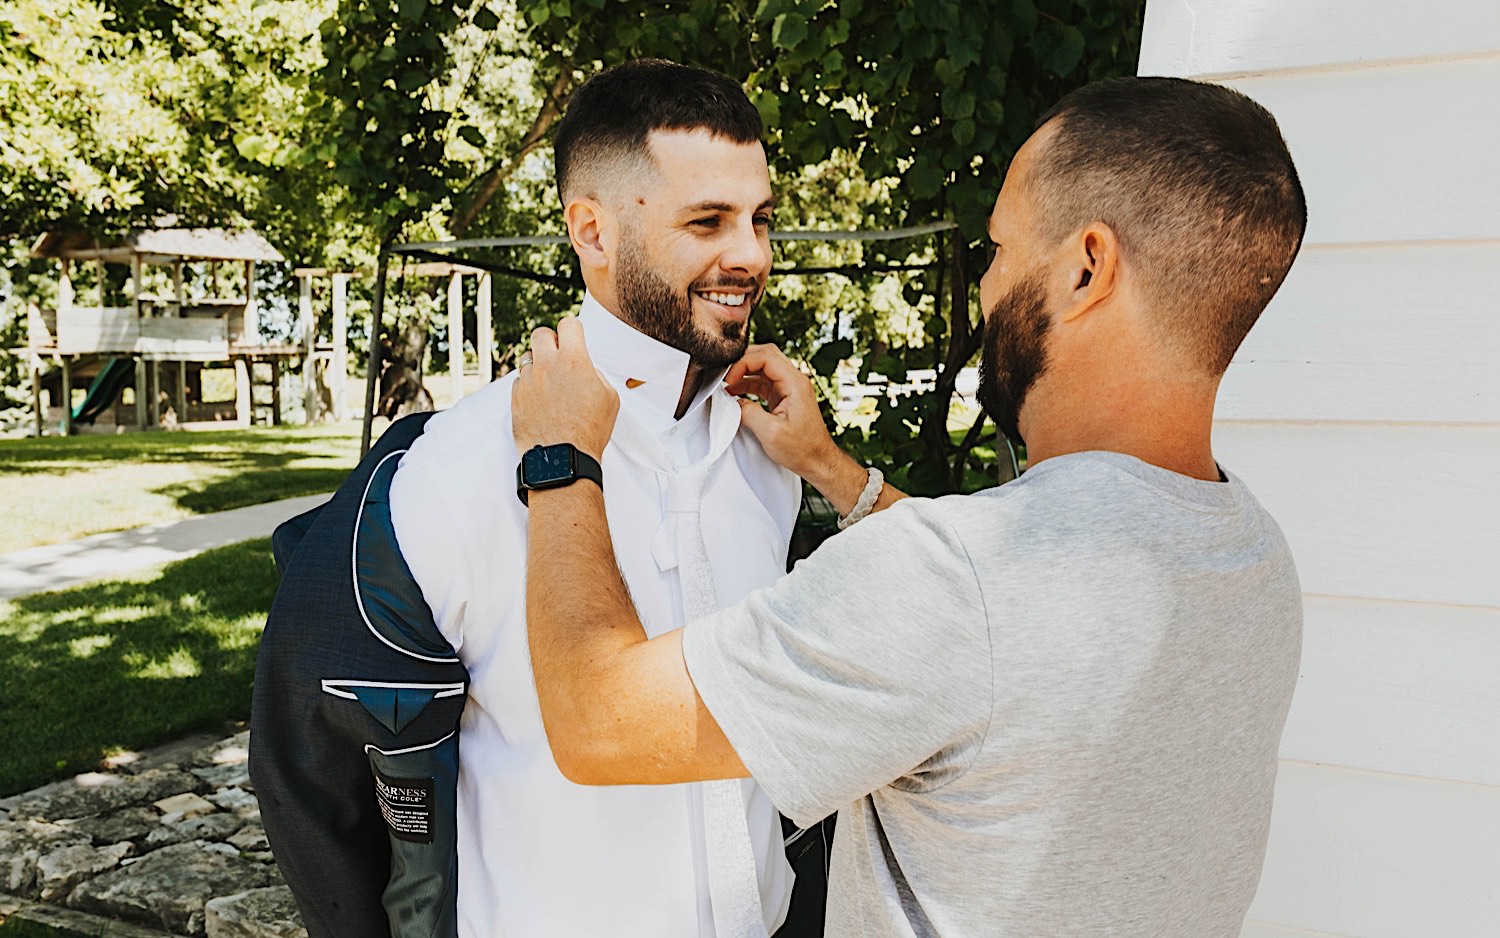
[509,76,1307,936]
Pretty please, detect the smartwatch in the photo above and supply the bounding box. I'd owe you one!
[515,443,603,506]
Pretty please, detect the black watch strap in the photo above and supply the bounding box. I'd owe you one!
[570,449,604,490]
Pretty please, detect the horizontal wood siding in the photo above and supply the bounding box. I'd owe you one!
[138,317,230,358]
[1215,424,1500,608]
[1248,763,1500,937]
[1141,2,1499,935]
[1141,0,1500,77]
[1282,598,1500,786]
[1221,59,1500,247]
[1241,922,1344,938]
[1217,243,1500,424]
[56,307,138,355]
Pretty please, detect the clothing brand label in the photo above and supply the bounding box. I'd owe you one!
[374,769,434,843]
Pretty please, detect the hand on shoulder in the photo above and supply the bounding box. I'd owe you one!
[511,317,619,461]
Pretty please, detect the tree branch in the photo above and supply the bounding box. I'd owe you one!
[772,261,937,276]
[952,414,994,484]
[450,68,573,236]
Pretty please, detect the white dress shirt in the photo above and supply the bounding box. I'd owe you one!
[388,294,799,937]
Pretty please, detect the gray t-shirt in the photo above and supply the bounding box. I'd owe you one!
[682,451,1302,937]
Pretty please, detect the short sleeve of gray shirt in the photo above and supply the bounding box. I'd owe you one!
[681,498,991,828]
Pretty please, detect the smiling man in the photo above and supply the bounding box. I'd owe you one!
[513,76,1308,936]
[377,61,797,936]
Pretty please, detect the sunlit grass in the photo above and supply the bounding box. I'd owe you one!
[128,646,204,680]
[67,634,114,658]
[0,424,361,552]
[0,538,277,796]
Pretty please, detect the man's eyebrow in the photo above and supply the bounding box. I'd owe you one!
[680,197,779,214]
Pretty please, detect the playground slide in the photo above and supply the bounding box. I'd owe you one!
[72,357,135,425]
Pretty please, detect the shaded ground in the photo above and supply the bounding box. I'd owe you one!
[0,540,276,797]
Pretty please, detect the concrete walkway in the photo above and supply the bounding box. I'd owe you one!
[0,495,329,601]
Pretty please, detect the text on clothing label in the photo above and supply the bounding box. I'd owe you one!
[374,769,434,843]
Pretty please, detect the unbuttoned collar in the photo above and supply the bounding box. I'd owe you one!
[578,292,727,426]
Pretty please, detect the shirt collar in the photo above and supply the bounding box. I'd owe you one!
[578,292,727,424]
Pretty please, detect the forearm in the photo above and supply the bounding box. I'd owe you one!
[525,484,646,778]
[514,318,744,785]
[524,484,743,785]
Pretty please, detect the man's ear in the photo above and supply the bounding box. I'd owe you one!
[565,197,611,274]
[1058,222,1119,323]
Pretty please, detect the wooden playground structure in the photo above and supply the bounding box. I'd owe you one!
[25,227,298,434]
[22,227,500,436]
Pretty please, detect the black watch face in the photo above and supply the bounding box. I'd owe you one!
[522,444,576,487]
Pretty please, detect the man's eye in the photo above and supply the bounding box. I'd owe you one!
[691,217,720,228]
[753,215,773,228]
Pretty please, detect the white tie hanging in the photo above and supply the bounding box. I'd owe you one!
[610,400,769,938]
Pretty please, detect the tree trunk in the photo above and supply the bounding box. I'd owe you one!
[361,240,392,457]
[377,319,435,419]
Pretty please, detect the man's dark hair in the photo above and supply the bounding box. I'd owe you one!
[553,59,763,204]
[1030,77,1306,374]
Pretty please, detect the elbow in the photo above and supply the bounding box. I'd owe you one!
[534,654,640,786]
[537,696,626,786]
[552,753,591,786]
[548,730,622,786]
[553,749,609,786]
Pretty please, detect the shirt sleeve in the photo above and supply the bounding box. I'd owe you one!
[681,498,992,827]
[389,458,476,653]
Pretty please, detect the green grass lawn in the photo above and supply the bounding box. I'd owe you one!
[0,424,361,553]
[0,538,276,797]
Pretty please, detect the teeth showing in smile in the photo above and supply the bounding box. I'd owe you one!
[700,291,746,307]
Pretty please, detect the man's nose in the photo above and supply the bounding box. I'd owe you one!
[719,217,771,277]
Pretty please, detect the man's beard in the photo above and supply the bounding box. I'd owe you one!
[616,237,759,371]
[977,270,1052,446]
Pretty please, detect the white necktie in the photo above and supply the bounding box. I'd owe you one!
[613,401,769,938]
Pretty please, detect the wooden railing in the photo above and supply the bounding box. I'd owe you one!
[29,306,234,356]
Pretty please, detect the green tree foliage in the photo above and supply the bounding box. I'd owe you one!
[305,0,471,240]
[0,0,345,256]
[755,0,1141,492]
[0,2,205,241]
[177,0,349,265]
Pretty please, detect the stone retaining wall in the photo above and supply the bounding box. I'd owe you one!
[0,730,306,938]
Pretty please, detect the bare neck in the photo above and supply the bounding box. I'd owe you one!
[675,365,708,420]
[1021,372,1223,482]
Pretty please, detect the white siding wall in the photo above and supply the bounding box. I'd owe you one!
[1139,3,1500,936]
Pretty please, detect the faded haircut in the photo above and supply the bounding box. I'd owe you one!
[1030,77,1306,374]
[552,59,764,204]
